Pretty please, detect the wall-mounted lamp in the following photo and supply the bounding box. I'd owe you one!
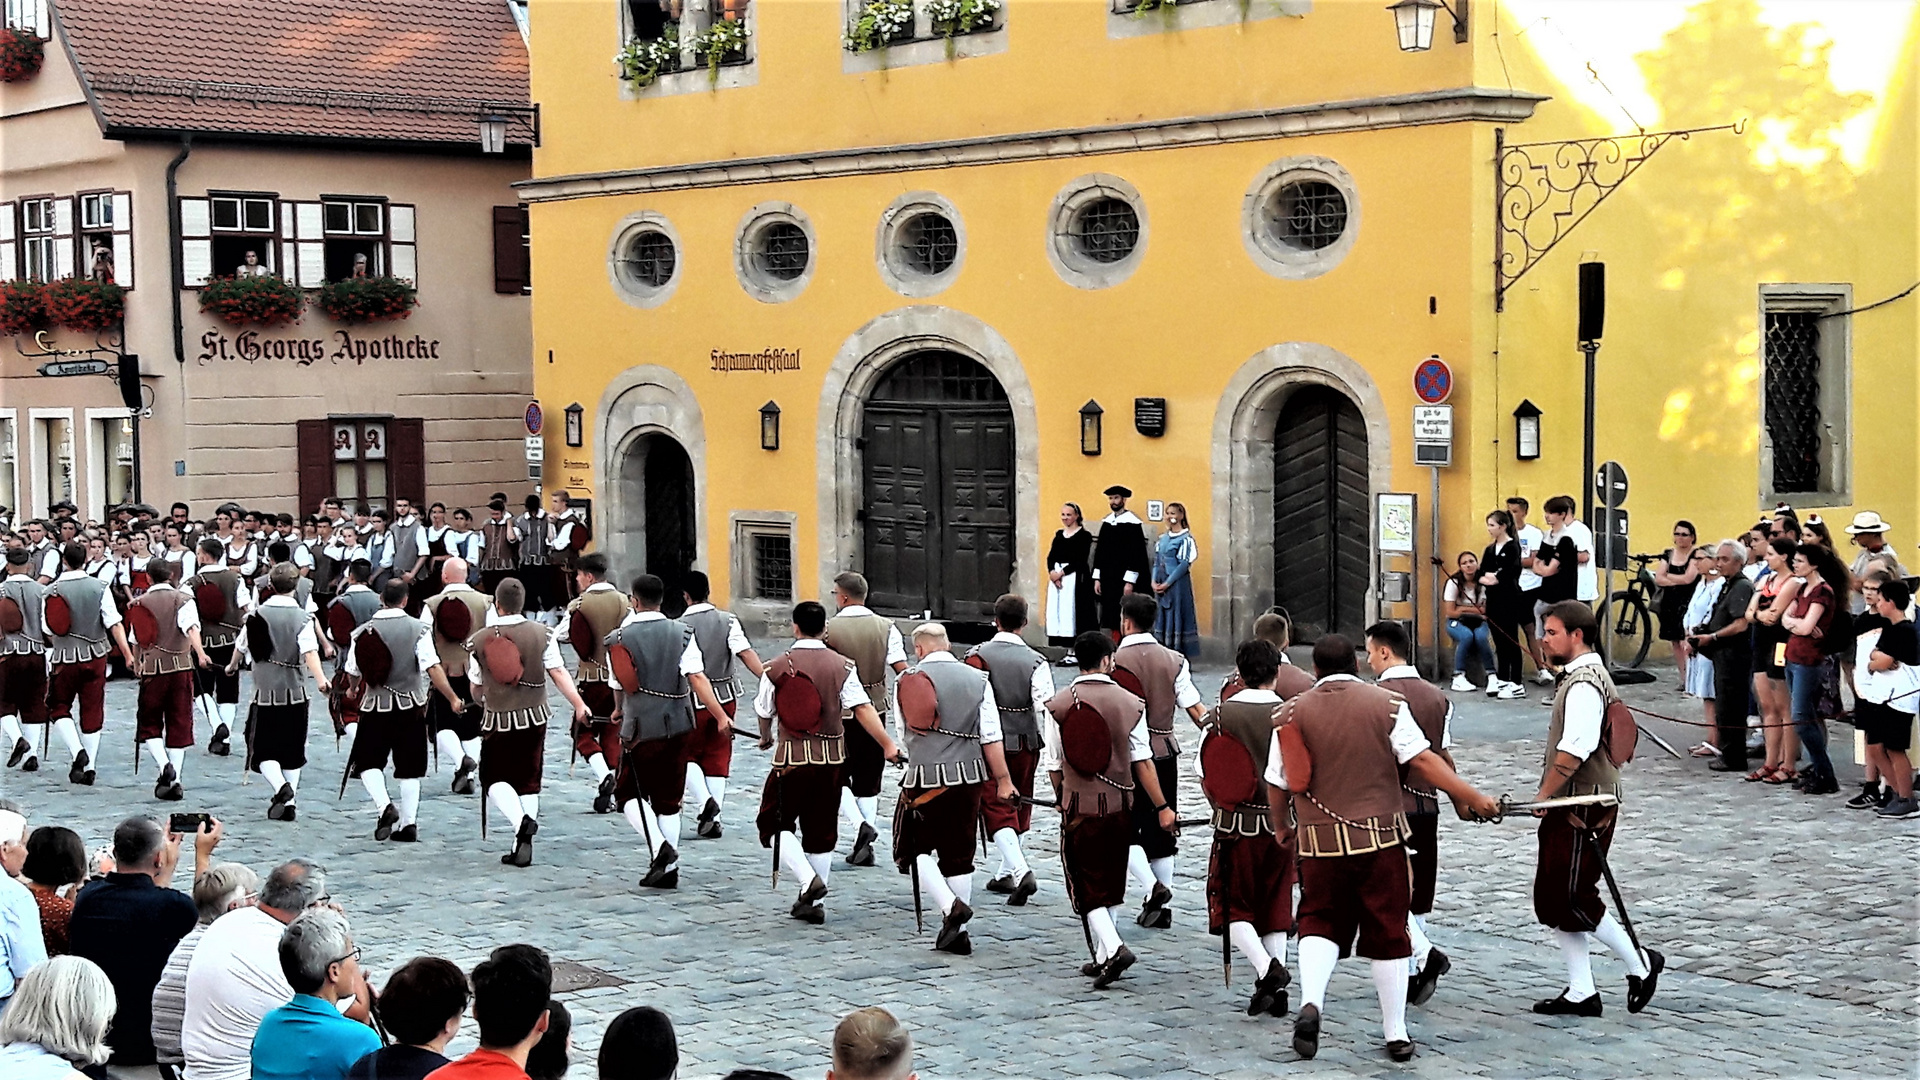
[1079,399,1103,456]
[1513,398,1541,461]
[479,114,509,154]
[760,400,781,451]
[1387,0,1467,52]
[564,402,584,448]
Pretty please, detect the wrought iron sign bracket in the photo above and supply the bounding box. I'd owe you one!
[16,327,126,367]
[1495,119,1745,311]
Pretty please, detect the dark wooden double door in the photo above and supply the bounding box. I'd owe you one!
[861,352,1014,621]
[1273,385,1369,639]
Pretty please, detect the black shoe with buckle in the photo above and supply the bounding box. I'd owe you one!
[1532,990,1603,1017]
[985,874,1015,895]
[1386,1039,1416,1062]
[1136,882,1172,928]
[267,801,297,822]
[696,817,723,839]
[935,899,973,952]
[1292,1003,1321,1059]
[391,824,419,843]
[69,750,92,784]
[452,756,477,795]
[1092,945,1135,990]
[697,797,720,828]
[6,737,29,768]
[1007,871,1038,907]
[374,804,399,841]
[20,754,37,772]
[790,900,825,925]
[1080,960,1104,978]
[640,843,680,889]
[1409,947,1450,1006]
[848,822,877,867]
[501,817,537,867]
[270,782,295,807]
[592,773,617,814]
[936,930,972,955]
[1248,959,1289,1017]
[208,726,231,756]
[1627,948,1664,1014]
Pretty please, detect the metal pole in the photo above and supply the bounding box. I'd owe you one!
[1582,342,1598,524]
[1602,503,1615,667]
[1429,468,1441,679]
[130,407,143,505]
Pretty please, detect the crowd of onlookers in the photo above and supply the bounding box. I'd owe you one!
[1445,501,1918,816]
[0,808,922,1080]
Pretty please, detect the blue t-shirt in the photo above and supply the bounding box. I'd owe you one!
[251,993,383,1080]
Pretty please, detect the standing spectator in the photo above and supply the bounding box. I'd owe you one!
[1782,544,1850,796]
[1653,521,1703,685]
[1845,513,1906,610]
[0,807,47,1016]
[1741,526,1770,581]
[1746,540,1803,783]
[1539,495,1597,607]
[0,955,115,1079]
[249,909,380,1080]
[20,827,86,956]
[827,1007,915,1080]
[1443,550,1495,692]
[1478,511,1527,700]
[1506,497,1554,685]
[1044,503,1095,656]
[349,957,469,1080]
[1150,502,1200,658]
[596,1006,676,1080]
[426,945,551,1080]
[153,863,260,1080]
[67,817,219,1065]
[1676,546,1722,756]
[1860,578,1919,818]
[1687,542,1755,774]
[525,1000,571,1080]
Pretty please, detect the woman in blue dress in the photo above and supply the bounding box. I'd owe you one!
[1151,501,1200,657]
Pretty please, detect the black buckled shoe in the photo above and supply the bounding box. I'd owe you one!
[452,756,477,795]
[1080,960,1104,978]
[1627,948,1664,1014]
[1248,959,1289,1017]
[374,803,399,841]
[1532,990,1603,1017]
[592,773,617,814]
[501,817,537,867]
[985,874,1015,895]
[391,824,419,843]
[936,930,972,956]
[1092,945,1136,990]
[1386,1039,1416,1062]
[20,753,37,772]
[639,843,680,889]
[1292,1003,1321,1059]
[790,899,826,925]
[7,737,29,768]
[267,801,297,822]
[799,875,828,907]
[208,726,231,757]
[697,797,720,827]
[1007,871,1038,907]
[1409,947,1450,1006]
[68,750,92,785]
[847,822,877,867]
[1136,882,1172,929]
[270,782,295,807]
[935,899,973,953]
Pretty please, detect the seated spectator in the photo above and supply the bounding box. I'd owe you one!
[250,909,381,1080]
[827,1007,916,1080]
[185,859,354,1080]
[426,944,552,1080]
[153,863,260,1079]
[526,1000,571,1080]
[21,827,87,956]
[0,805,48,1015]
[598,1006,676,1080]
[349,957,469,1080]
[0,956,116,1080]
[68,816,219,1066]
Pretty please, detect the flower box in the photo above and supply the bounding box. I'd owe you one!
[311,276,417,324]
[0,27,45,83]
[0,279,49,337]
[847,0,915,52]
[616,26,682,90]
[199,274,306,328]
[42,278,126,333]
[929,0,1001,39]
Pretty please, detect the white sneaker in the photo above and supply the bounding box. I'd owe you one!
[1498,683,1528,700]
[1450,674,1475,692]
[1485,678,1504,696]
[1534,669,1556,685]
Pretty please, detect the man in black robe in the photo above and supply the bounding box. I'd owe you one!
[1091,485,1151,635]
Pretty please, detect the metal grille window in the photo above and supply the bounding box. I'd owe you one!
[751,532,793,600]
[621,230,677,288]
[1763,311,1823,494]
[1069,198,1139,264]
[752,222,810,280]
[898,213,957,276]
[1268,180,1347,251]
[873,351,1009,403]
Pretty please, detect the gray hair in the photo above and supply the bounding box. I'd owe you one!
[0,956,117,1065]
[193,862,260,924]
[1716,540,1744,559]
[910,622,949,651]
[279,908,354,994]
[111,817,165,871]
[259,858,325,912]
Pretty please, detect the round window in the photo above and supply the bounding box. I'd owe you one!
[1268,180,1348,252]
[752,222,810,281]
[1070,197,1140,264]
[898,212,958,276]
[619,230,677,288]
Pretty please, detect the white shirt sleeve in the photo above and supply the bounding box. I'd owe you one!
[884,625,907,666]
[1126,715,1151,763]
[178,598,200,634]
[1029,660,1055,713]
[1441,702,1454,750]
[468,654,481,683]
[1171,656,1201,709]
[680,636,705,676]
[726,614,751,656]
[540,629,563,672]
[754,669,777,720]
[293,545,314,570]
[1389,702,1431,764]
[344,631,362,678]
[1038,706,1062,773]
[550,520,574,553]
[1264,730,1286,790]
[296,615,318,657]
[553,607,573,642]
[1443,578,1461,604]
[415,625,442,672]
[978,680,1002,744]
[840,675,872,710]
[1555,682,1606,759]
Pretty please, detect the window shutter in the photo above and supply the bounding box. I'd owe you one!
[51,196,74,280]
[294,202,325,286]
[387,418,426,506]
[296,419,333,514]
[389,204,417,284]
[111,192,134,290]
[0,201,15,282]
[180,197,212,287]
[492,205,529,294]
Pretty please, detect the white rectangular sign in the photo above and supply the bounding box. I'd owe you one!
[1412,404,1453,443]
[524,435,544,462]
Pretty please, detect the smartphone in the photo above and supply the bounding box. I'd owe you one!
[169,812,213,835]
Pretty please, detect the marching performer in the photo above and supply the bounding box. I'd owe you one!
[1113,594,1206,929]
[558,553,630,813]
[466,578,592,868]
[325,560,381,746]
[46,542,136,786]
[604,574,730,889]
[0,549,49,773]
[1046,631,1177,990]
[344,579,465,842]
[1364,620,1457,1006]
[1273,635,1496,1063]
[754,601,902,925]
[1219,611,1315,701]
[966,594,1054,905]
[233,564,331,822]
[893,623,1017,955]
[186,538,249,756]
[823,572,908,868]
[477,497,520,595]
[514,494,556,625]
[680,571,765,839]
[1200,639,1294,1017]
[1531,601,1662,1017]
[423,558,490,794]
[126,560,208,802]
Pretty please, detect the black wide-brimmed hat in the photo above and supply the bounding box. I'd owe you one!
[1103,485,1132,498]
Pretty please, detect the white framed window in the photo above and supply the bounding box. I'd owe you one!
[85,407,133,520]
[1758,284,1851,506]
[18,196,71,283]
[841,0,1007,73]
[5,0,49,37]
[28,408,74,518]
[733,202,815,304]
[0,410,19,525]
[875,191,965,298]
[731,513,797,602]
[618,0,758,99]
[76,191,134,289]
[607,211,682,309]
[182,192,278,285]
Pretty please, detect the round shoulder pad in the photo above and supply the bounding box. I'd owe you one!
[126,602,161,648]
[1060,696,1114,777]
[773,666,826,735]
[43,593,73,637]
[1199,727,1262,808]
[896,670,939,734]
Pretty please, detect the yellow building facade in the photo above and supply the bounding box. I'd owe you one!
[522,0,1918,647]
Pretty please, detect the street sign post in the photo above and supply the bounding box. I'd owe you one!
[1596,461,1628,511]
[37,359,113,378]
[1411,359,1456,677]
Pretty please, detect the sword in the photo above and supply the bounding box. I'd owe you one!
[1639,726,1684,760]
[910,852,924,934]
[770,767,784,890]
[1480,792,1621,822]
[1218,834,1232,988]
[1584,824,1648,963]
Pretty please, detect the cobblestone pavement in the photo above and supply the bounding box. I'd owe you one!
[2,645,1913,1079]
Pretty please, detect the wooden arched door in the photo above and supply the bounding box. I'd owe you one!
[1272,385,1369,639]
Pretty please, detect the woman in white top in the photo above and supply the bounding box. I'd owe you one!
[1443,550,1496,692]
[1678,547,1724,755]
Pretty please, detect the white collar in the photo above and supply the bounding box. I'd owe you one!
[1279,654,1297,666]
[836,604,876,618]
[261,594,300,608]
[493,613,527,626]
[1072,673,1116,686]
[1118,632,1156,648]
[1313,673,1362,686]
[683,602,716,615]
[621,610,666,625]
[1378,664,1420,682]
[990,631,1026,644]
[1565,652,1604,672]
[790,638,828,650]
[1227,688,1281,703]
[583,581,618,593]
[343,583,374,594]
[146,582,177,593]
[918,650,959,665]
[1102,510,1142,526]
[371,608,409,619]
[54,569,90,581]
[441,583,476,593]
[395,515,417,527]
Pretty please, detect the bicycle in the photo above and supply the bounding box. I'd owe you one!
[1595,553,1658,669]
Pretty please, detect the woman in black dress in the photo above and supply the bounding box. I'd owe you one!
[1479,509,1526,699]
[1045,502,1097,652]
[1653,519,1702,683]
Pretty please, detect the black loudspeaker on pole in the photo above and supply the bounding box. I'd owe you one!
[117,354,142,411]
[1578,262,1604,523]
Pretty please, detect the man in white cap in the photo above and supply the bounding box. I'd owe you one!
[1845,511,1906,614]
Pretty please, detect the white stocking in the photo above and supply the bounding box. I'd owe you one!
[396,779,421,825]
[947,873,973,906]
[487,782,525,830]
[916,855,956,916]
[218,703,236,728]
[685,763,711,806]
[1086,907,1123,963]
[79,730,100,760]
[196,695,218,727]
[166,747,186,771]
[1,714,23,743]
[1372,959,1411,1043]
[1299,936,1340,1011]
[777,833,815,888]
[258,760,286,791]
[283,767,301,792]
[839,788,862,826]
[856,796,878,825]
[586,753,610,783]
[53,717,81,756]
[1148,856,1174,888]
[520,793,539,819]
[1263,933,1290,967]
[144,738,168,770]
[461,737,481,762]
[341,722,357,746]
[1591,914,1649,976]
[435,730,464,765]
[622,799,660,853]
[1126,846,1154,889]
[1557,930,1597,1000]
[992,827,1029,878]
[1407,914,1433,974]
[1229,921,1273,979]
[805,852,833,888]
[361,769,390,809]
[656,812,681,847]
[707,776,726,809]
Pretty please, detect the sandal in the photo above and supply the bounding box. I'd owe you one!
[1763,766,1796,784]
[1744,767,1770,782]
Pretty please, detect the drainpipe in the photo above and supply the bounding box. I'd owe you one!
[166,135,192,367]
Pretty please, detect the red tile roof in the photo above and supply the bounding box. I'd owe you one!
[54,0,532,149]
